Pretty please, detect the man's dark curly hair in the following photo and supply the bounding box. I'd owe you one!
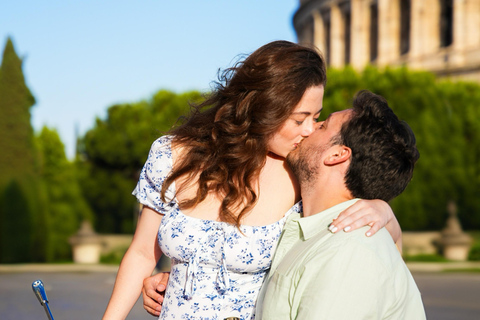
[335,90,420,202]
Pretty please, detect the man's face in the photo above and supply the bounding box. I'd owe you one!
[286,109,352,183]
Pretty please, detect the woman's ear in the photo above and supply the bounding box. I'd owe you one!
[324,146,351,166]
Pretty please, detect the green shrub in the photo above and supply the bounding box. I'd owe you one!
[468,243,480,261]
[100,246,128,265]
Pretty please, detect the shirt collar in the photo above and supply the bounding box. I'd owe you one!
[298,199,361,240]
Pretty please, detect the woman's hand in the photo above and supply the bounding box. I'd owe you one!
[142,272,170,317]
[328,199,402,249]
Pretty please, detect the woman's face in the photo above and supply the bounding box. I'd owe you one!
[267,85,325,158]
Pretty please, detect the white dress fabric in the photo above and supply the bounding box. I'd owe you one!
[133,136,300,320]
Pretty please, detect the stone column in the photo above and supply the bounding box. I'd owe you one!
[464,0,480,49]
[312,10,327,56]
[350,0,371,69]
[409,0,440,66]
[330,3,345,68]
[453,0,466,51]
[447,0,467,67]
[377,0,400,66]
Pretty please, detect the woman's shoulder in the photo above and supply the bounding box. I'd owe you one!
[133,135,176,212]
[139,135,175,178]
[149,135,174,153]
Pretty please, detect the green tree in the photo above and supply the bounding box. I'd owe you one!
[0,37,48,262]
[36,126,93,261]
[0,37,36,185]
[77,90,203,233]
[0,181,33,262]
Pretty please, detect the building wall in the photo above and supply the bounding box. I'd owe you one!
[294,0,480,81]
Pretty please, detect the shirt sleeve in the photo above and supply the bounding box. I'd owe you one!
[293,241,391,319]
[132,135,176,215]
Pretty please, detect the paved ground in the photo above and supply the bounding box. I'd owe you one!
[0,270,145,320]
[1,263,480,319]
[412,272,480,319]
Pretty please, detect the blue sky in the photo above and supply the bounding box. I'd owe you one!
[1,0,298,158]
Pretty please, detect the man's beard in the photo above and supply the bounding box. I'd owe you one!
[286,145,320,185]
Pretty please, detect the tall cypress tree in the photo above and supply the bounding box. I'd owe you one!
[0,37,36,184]
[0,37,46,262]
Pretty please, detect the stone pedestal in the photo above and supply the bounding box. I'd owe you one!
[69,221,103,264]
[440,201,472,261]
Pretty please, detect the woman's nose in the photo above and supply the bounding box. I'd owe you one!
[302,122,316,137]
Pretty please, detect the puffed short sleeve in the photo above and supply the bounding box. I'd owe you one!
[132,135,176,215]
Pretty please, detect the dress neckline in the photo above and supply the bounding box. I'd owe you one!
[172,202,300,230]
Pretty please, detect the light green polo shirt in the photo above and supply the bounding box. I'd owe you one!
[256,199,426,320]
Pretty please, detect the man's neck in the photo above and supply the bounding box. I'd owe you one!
[300,179,353,217]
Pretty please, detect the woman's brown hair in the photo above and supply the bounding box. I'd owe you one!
[161,40,327,227]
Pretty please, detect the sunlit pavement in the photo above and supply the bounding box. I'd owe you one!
[1,263,480,320]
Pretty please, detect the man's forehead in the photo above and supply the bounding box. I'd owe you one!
[326,108,352,124]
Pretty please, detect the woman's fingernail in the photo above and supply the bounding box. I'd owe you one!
[366,232,372,237]
[343,226,351,232]
[330,226,338,233]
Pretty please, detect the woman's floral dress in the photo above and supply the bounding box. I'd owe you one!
[133,136,301,320]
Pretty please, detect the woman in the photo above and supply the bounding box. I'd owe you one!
[103,41,401,320]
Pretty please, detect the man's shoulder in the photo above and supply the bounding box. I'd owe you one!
[330,225,395,248]
[308,226,402,269]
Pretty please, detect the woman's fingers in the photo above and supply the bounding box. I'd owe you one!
[364,222,382,237]
[329,213,372,233]
[329,200,389,236]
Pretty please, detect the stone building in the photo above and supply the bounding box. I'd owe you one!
[293,0,480,81]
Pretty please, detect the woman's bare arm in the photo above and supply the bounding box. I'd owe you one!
[103,207,163,319]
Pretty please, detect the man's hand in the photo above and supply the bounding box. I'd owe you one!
[142,272,170,317]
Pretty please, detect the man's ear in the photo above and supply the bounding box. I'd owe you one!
[324,146,351,166]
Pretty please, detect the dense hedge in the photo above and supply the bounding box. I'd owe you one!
[323,66,480,230]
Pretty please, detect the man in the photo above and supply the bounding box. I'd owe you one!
[256,90,425,319]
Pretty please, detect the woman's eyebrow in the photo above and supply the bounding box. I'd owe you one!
[292,107,323,116]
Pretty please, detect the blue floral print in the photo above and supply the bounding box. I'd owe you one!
[133,136,301,320]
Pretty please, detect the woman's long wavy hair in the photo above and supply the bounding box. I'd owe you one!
[161,40,327,227]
